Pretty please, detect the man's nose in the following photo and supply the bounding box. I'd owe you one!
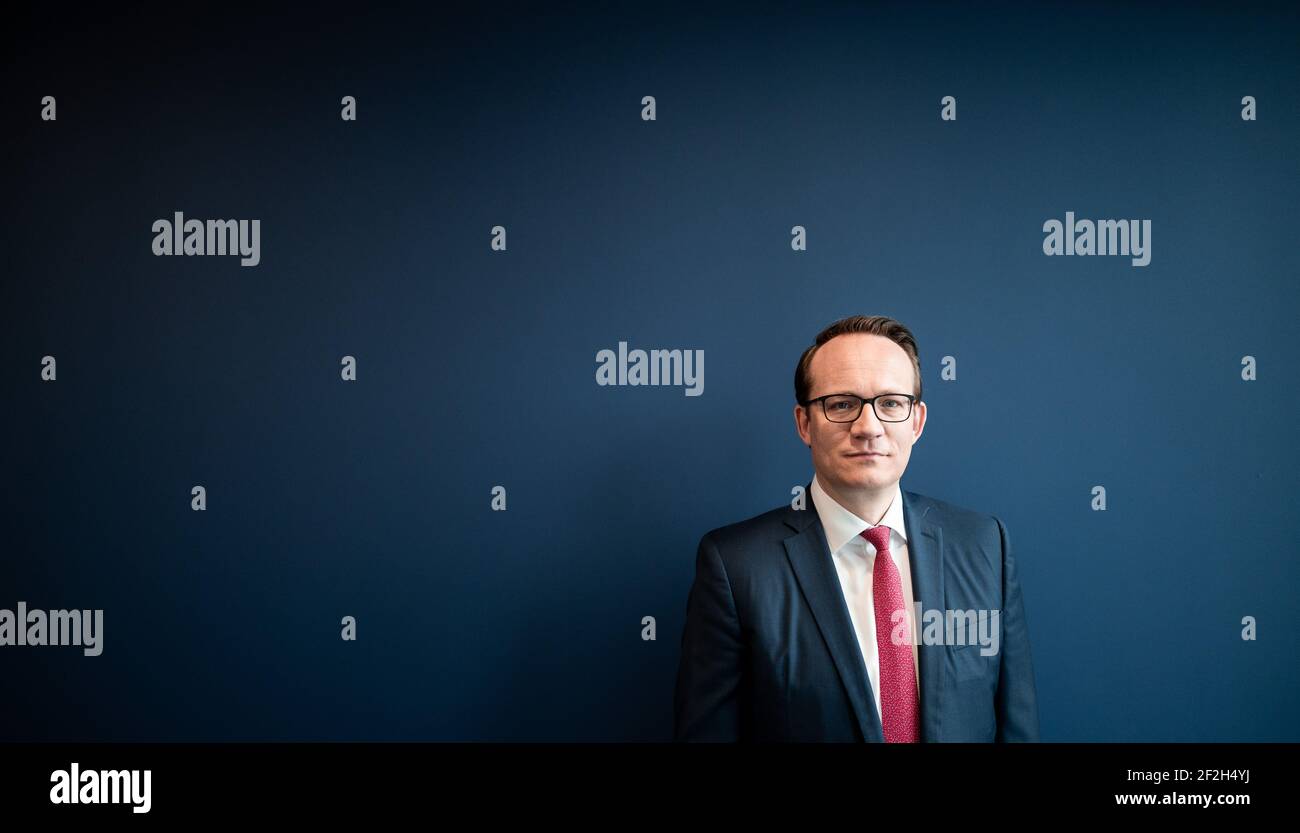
[850,405,884,436]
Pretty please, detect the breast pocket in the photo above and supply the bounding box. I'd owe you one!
[946,642,998,682]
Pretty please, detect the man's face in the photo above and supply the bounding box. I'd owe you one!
[794,333,927,496]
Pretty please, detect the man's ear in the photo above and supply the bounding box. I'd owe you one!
[794,403,811,447]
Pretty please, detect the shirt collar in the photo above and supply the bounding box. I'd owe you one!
[810,473,908,554]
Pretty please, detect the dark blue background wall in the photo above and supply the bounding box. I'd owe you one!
[2,1,1297,741]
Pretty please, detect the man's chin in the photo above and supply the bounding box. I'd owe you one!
[836,469,892,490]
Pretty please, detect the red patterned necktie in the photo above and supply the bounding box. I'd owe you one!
[861,525,920,743]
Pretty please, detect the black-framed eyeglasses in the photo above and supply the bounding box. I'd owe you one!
[800,392,916,423]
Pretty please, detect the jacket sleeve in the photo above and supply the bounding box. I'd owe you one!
[673,532,746,741]
[993,514,1041,741]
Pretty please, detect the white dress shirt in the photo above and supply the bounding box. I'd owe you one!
[809,474,920,720]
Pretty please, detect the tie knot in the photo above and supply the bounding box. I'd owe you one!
[861,525,892,553]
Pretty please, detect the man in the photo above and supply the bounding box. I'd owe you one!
[673,315,1039,742]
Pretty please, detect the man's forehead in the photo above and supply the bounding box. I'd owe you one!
[811,336,912,393]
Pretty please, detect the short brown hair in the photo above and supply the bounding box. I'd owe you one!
[794,315,923,407]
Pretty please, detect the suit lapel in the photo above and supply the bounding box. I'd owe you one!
[783,482,946,743]
[902,488,946,742]
[784,482,883,742]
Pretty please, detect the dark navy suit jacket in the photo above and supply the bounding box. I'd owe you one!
[673,483,1040,742]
